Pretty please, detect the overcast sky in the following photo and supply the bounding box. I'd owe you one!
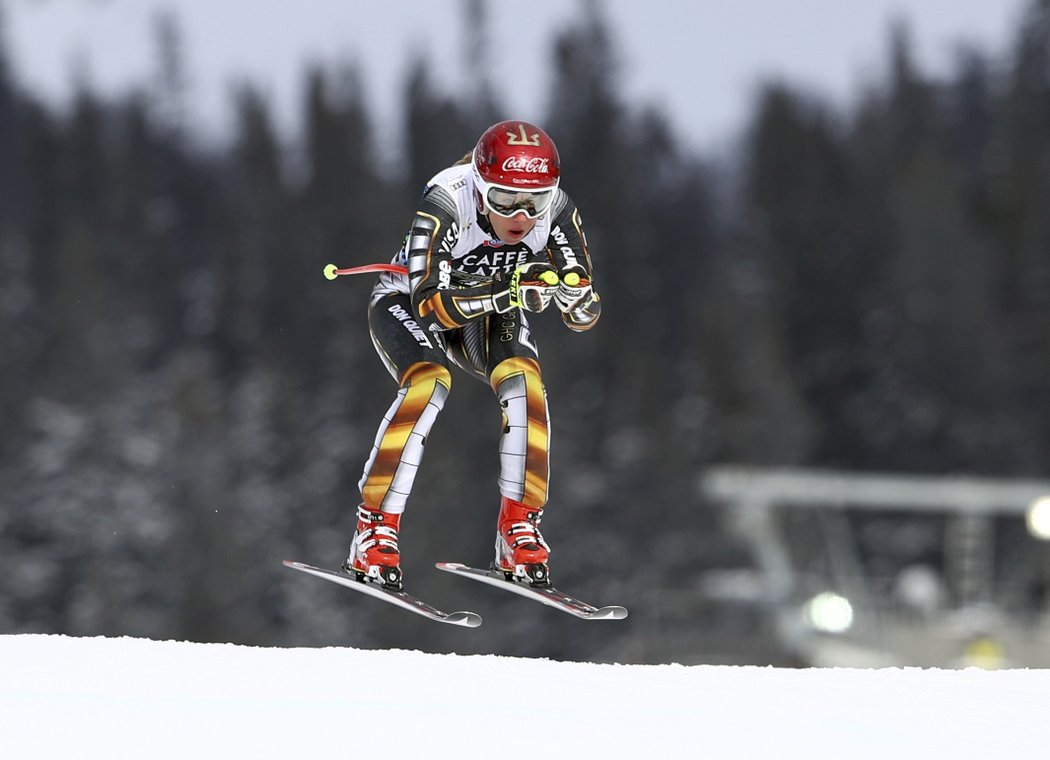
[1,0,1031,157]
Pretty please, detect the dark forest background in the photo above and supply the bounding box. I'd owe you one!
[2,0,1049,665]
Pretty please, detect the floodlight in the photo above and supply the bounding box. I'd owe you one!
[1025,496,1050,540]
[804,591,854,634]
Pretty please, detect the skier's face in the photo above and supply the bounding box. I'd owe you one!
[487,209,536,245]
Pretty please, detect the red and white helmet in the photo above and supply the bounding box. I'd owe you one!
[472,120,561,219]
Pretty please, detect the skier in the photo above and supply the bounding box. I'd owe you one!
[343,120,600,590]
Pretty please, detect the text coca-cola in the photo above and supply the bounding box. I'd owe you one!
[501,156,550,174]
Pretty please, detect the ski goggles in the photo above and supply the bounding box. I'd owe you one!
[483,186,556,219]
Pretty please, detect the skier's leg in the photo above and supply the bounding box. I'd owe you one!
[346,294,452,586]
[358,360,452,512]
[475,309,552,584]
[490,355,550,509]
[444,309,550,508]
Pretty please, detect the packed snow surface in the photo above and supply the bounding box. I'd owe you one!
[2,634,1046,758]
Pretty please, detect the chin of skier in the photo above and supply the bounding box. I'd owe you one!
[342,119,601,591]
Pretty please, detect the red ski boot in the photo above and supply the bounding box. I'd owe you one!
[343,505,403,589]
[494,496,551,587]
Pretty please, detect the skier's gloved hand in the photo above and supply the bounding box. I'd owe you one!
[553,266,593,313]
[492,262,561,313]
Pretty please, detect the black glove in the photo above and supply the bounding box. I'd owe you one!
[552,266,593,313]
[492,262,561,313]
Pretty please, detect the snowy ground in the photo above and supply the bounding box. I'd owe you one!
[2,634,1046,759]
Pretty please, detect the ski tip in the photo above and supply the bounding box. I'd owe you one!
[447,611,484,628]
[435,562,468,572]
[594,605,629,620]
[283,560,303,569]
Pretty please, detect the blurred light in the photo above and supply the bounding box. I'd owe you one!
[804,592,854,634]
[1025,496,1050,540]
[963,637,1005,670]
[895,564,944,615]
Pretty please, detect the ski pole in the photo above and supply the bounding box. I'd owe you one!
[323,263,408,280]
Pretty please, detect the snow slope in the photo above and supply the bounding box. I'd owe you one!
[1,635,1046,759]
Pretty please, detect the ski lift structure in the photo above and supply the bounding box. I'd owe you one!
[699,465,1050,668]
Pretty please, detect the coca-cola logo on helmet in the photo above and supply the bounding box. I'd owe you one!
[501,156,550,174]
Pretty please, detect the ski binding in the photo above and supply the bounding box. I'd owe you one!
[436,562,628,620]
[283,560,482,628]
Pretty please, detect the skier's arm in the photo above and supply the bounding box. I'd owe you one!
[407,189,501,330]
[545,195,601,332]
